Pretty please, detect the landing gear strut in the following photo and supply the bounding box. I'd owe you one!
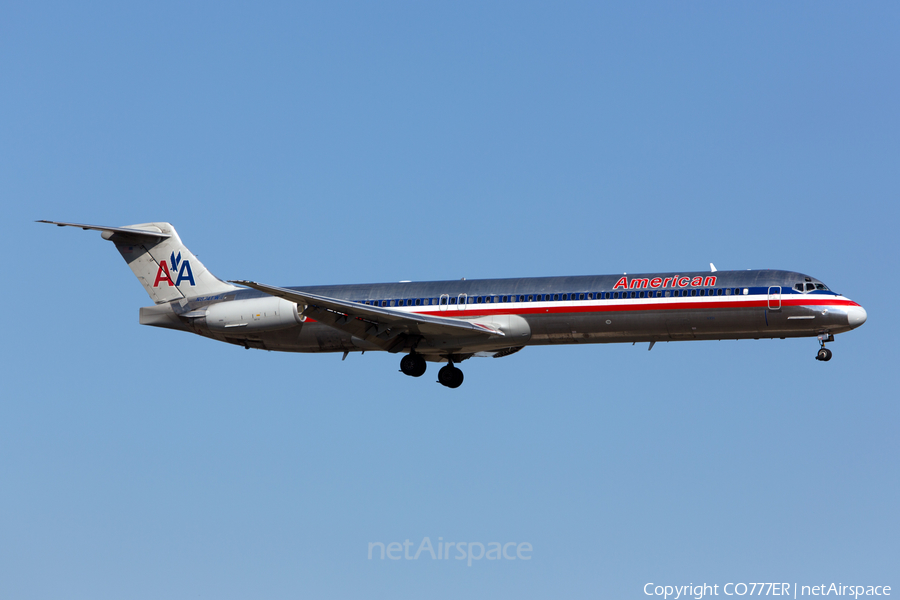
[400,352,427,377]
[437,362,464,388]
[815,333,834,362]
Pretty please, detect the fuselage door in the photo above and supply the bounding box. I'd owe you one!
[768,286,782,310]
[457,293,468,311]
[439,294,449,312]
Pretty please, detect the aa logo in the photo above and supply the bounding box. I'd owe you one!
[153,251,195,287]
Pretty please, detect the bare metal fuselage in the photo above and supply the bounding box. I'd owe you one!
[142,269,865,359]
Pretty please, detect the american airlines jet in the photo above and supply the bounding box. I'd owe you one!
[41,221,867,388]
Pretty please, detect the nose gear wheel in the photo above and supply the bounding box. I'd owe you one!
[815,334,834,362]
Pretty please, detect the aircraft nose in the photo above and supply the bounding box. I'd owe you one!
[847,305,867,328]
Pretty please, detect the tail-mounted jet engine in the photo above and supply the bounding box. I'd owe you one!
[204,297,304,333]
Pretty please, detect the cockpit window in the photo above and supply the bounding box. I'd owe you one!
[796,281,831,293]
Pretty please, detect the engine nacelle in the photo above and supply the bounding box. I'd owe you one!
[205,297,303,333]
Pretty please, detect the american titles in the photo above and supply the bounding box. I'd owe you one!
[614,275,716,290]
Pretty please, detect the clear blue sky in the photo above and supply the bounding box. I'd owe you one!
[2,2,897,598]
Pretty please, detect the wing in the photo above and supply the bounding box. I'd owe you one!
[231,280,504,352]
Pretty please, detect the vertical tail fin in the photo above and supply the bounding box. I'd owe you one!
[39,220,238,303]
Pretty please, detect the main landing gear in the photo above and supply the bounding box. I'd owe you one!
[400,352,465,388]
[815,333,834,362]
[399,352,427,377]
[437,362,464,389]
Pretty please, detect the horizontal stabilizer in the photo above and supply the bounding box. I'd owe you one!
[37,220,171,241]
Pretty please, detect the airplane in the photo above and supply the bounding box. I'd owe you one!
[39,220,867,388]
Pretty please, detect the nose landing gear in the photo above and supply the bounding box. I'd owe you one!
[815,333,834,362]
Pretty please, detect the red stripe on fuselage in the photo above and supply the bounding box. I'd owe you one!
[408,297,859,319]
